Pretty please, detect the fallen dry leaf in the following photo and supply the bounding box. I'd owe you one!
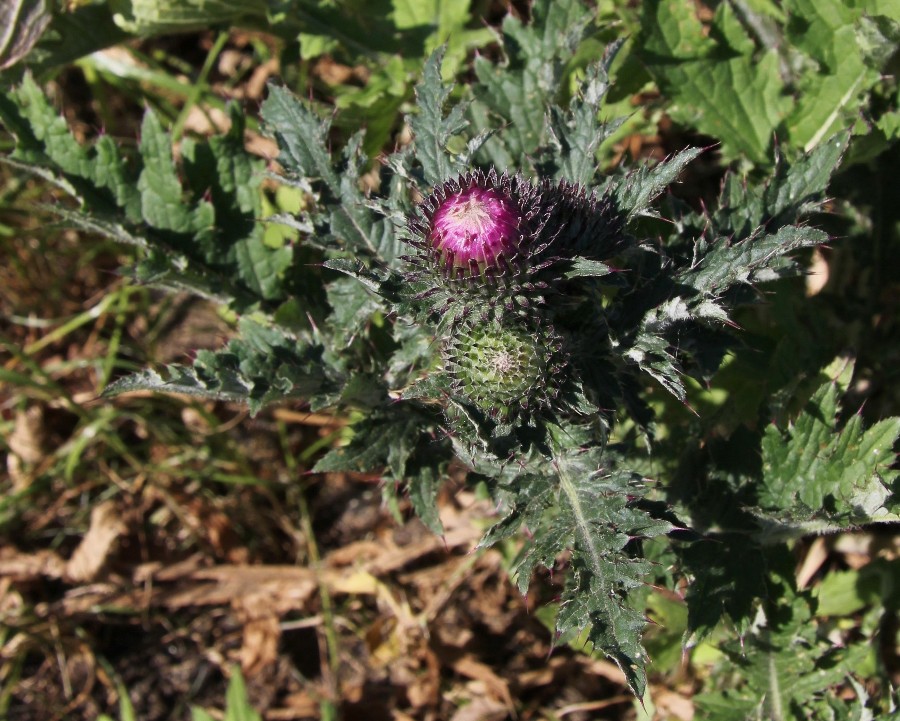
[449,655,514,713]
[7,404,48,489]
[236,590,284,675]
[246,57,279,99]
[653,686,695,720]
[448,695,509,721]
[0,548,66,581]
[65,501,126,583]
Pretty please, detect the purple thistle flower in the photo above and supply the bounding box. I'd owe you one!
[406,169,536,283]
[430,185,521,273]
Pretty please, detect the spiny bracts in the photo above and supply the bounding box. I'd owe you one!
[403,169,629,328]
[402,168,553,325]
[443,313,566,422]
[406,168,539,277]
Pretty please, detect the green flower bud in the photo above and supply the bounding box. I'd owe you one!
[444,315,564,420]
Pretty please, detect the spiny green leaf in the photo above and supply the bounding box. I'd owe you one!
[680,536,769,641]
[756,363,900,529]
[547,42,626,186]
[407,463,443,535]
[693,584,871,721]
[104,319,330,415]
[471,0,593,161]
[624,333,686,402]
[615,147,703,219]
[497,423,673,697]
[261,84,340,194]
[325,275,385,347]
[683,225,828,296]
[410,46,468,185]
[312,413,441,533]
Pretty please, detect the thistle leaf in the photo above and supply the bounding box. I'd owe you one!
[104,319,330,415]
[755,362,900,532]
[471,0,593,161]
[615,147,703,219]
[410,46,468,185]
[683,225,828,296]
[547,41,626,187]
[261,84,340,195]
[488,423,674,697]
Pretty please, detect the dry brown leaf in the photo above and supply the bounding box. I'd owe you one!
[236,591,282,669]
[245,131,279,159]
[653,686,695,720]
[246,57,279,100]
[159,565,322,612]
[8,405,46,463]
[450,656,514,712]
[556,696,633,718]
[326,541,385,568]
[65,501,126,583]
[0,548,66,581]
[448,695,509,721]
[366,526,480,576]
[796,536,829,589]
[266,691,321,719]
[7,405,48,489]
[806,248,830,296]
[390,712,418,721]
[181,105,232,136]
[405,645,440,710]
[329,570,379,595]
[579,656,628,686]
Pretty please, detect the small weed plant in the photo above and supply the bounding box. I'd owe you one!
[3,0,900,716]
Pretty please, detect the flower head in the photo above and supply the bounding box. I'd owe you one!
[430,185,521,273]
[408,169,532,281]
[444,314,565,420]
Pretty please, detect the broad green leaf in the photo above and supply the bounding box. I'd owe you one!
[11,73,93,177]
[232,236,292,301]
[640,0,898,164]
[138,110,213,234]
[109,0,268,35]
[782,6,885,152]
[639,0,792,164]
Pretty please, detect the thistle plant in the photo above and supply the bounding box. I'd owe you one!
[3,0,899,709]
